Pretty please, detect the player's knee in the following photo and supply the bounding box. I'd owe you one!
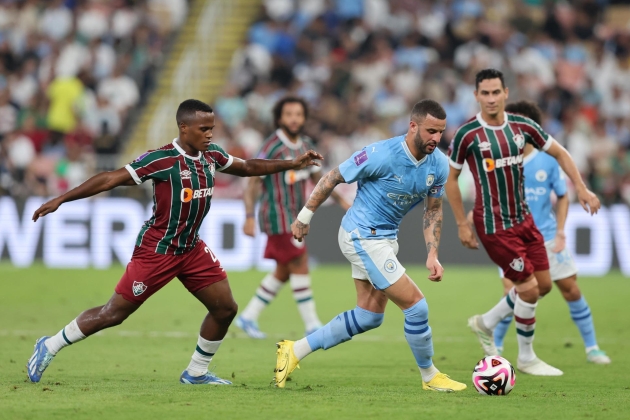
[215,301,238,325]
[354,306,384,331]
[538,281,552,297]
[557,277,581,301]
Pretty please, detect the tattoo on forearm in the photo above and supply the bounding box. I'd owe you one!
[305,167,345,211]
[424,197,443,254]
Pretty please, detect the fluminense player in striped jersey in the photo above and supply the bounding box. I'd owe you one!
[238,97,350,339]
[445,69,601,376]
[26,99,323,385]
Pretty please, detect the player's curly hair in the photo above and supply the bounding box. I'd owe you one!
[505,100,543,125]
[176,99,214,125]
[273,96,309,128]
[411,99,447,121]
[475,68,505,89]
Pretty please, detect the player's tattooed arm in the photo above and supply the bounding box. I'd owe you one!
[423,196,443,256]
[311,171,351,211]
[292,167,346,241]
[305,167,346,212]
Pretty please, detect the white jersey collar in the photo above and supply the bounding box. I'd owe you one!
[401,139,427,167]
[276,129,303,150]
[172,138,201,160]
[476,112,508,130]
[523,149,539,166]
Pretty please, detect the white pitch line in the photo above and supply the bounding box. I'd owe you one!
[0,329,621,344]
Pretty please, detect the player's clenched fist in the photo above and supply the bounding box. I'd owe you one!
[291,219,310,242]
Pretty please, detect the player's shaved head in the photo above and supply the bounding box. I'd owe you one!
[505,101,543,125]
[410,99,447,123]
[176,99,214,126]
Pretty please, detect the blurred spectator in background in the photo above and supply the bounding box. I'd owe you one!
[0,0,187,197]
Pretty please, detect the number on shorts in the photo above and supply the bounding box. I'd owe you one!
[204,246,217,262]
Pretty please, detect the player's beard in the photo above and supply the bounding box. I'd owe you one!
[280,123,303,138]
[414,131,436,155]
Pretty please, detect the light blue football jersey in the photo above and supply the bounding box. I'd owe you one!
[523,149,567,241]
[339,135,449,239]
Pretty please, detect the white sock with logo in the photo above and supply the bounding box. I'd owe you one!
[186,336,222,376]
[290,274,322,331]
[481,287,516,330]
[240,274,285,322]
[45,319,87,355]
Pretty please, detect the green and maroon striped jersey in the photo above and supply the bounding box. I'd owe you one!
[256,129,320,235]
[125,139,233,255]
[448,112,554,234]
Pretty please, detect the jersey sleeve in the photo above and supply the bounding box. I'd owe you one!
[207,143,234,172]
[550,160,567,197]
[125,151,173,184]
[339,146,382,184]
[428,156,449,198]
[517,116,554,151]
[448,128,470,170]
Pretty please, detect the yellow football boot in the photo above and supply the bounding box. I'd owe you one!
[274,340,300,388]
[422,373,467,392]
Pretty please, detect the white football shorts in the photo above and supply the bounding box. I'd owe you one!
[498,239,578,281]
[338,226,406,290]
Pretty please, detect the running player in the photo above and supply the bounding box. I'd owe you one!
[238,97,350,338]
[489,101,610,364]
[26,99,323,385]
[273,99,467,392]
[445,69,601,376]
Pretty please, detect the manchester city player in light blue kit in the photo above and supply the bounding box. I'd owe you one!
[272,100,467,392]
[490,101,610,365]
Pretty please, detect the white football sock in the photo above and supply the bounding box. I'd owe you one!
[45,319,86,355]
[514,296,537,363]
[293,338,312,360]
[291,274,322,331]
[481,287,516,330]
[419,364,440,382]
[186,336,222,376]
[240,274,285,321]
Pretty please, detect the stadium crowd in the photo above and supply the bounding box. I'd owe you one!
[1,0,629,206]
[0,0,188,198]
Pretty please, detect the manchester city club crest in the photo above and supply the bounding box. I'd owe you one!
[384,259,397,273]
[513,134,525,149]
[426,174,435,186]
[132,281,148,296]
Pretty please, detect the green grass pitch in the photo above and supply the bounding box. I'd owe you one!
[1,264,629,419]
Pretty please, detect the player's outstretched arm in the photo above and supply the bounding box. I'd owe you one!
[32,168,136,221]
[242,177,262,237]
[445,166,478,249]
[423,196,444,282]
[546,141,600,215]
[291,167,346,241]
[222,150,323,177]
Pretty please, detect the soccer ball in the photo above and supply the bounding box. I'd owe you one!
[472,356,516,395]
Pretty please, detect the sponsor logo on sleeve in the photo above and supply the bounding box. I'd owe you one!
[134,152,149,162]
[354,150,368,166]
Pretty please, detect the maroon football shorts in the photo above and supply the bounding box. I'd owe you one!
[115,240,227,304]
[264,233,307,265]
[474,214,549,282]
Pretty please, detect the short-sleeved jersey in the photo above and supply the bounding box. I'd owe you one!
[448,112,554,235]
[125,139,233,255]
[257,129,320,235]
[523,149,566,242]
[339,136,449,240]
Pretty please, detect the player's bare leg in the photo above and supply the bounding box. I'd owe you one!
[27,294,140,382]
[181,279,238,384]
[554,276,610,364]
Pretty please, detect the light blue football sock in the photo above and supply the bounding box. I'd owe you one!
[494,316,513,349]
[567,296,597,349]
[403,299,433,369]
[306,306,383,351]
